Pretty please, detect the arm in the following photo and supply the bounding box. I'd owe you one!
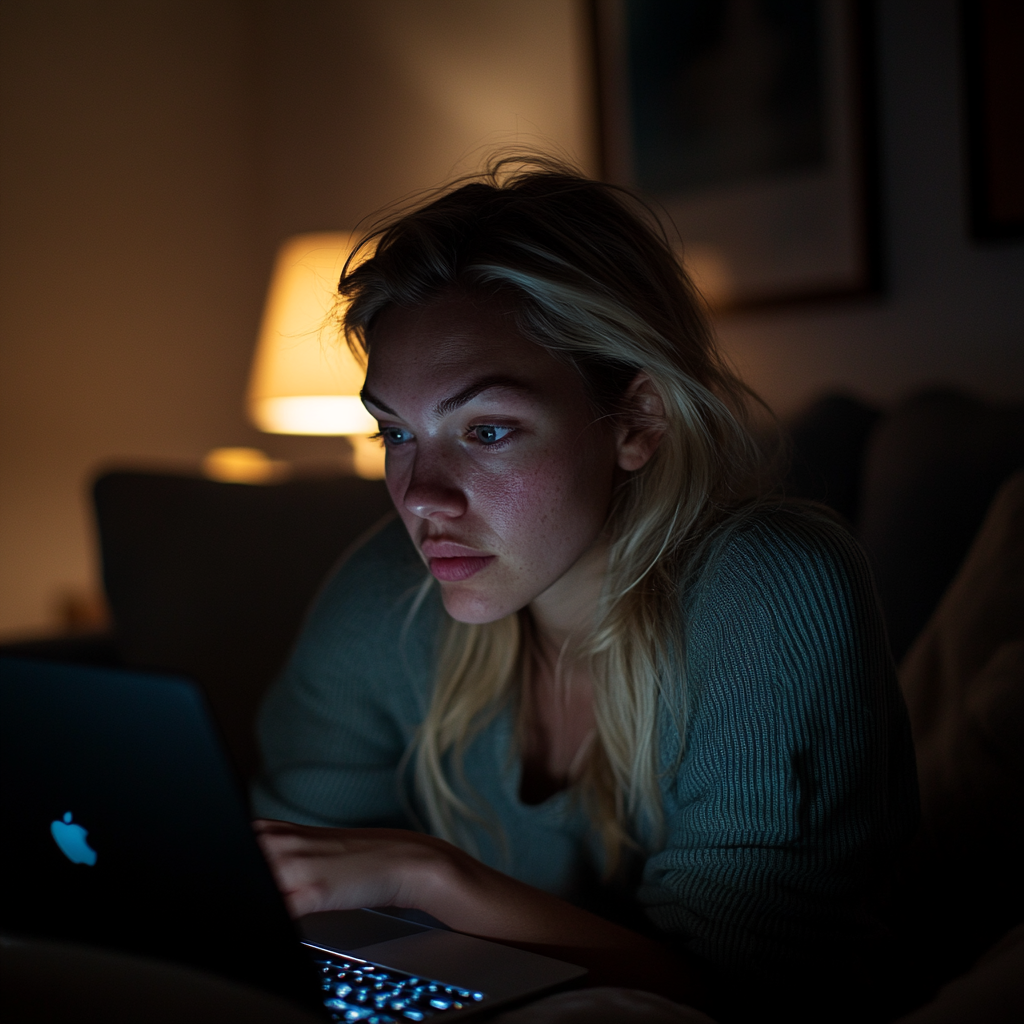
[255,509,915,1015]
[640,508,919,1015]
[255,819,707,1003]
[253,522,707,999]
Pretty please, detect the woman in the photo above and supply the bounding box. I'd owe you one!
[252,158,918,1020]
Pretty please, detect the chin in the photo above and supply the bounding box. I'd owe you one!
[439,585,522,625]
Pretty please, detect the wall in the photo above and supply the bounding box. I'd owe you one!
[0,0,595,639]
[1,0,1021,639]
[717,0,1024,414]
[250,0,596,241]
[0,1,263,639]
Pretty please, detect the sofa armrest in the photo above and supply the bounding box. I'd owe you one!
[0,631,120,667]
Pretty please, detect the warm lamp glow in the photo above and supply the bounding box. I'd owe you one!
[256,395,373,436]
[247,232,384,478]
[202,447,288,484]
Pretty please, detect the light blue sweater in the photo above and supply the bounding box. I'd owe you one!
[253,506,918,994]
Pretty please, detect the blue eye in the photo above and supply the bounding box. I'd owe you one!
[380,426,413,446]
[473,425,512,445]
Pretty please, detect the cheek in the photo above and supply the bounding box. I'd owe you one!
[476,443,613,559]
[384,458,406,508]
[384,458,421,537]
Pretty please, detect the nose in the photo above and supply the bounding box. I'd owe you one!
[400,450,467,521]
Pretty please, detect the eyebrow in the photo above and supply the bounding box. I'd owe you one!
[361,376,537,420]
[433,376,536,417]
[360,388,396,415]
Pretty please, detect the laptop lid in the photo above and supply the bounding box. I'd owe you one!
[0,657,325,1017]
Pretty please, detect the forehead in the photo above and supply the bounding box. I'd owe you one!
[363,291,577,397]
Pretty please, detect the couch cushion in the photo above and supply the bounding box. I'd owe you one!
[895,471,1024,990]
[93,471,394,780]
[0,935,324,1023]
[857,391,1024,660]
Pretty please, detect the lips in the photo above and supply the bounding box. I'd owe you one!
[421,538,494,582]
[428,555,495,581]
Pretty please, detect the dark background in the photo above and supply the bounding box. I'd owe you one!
[1,0,1022,640]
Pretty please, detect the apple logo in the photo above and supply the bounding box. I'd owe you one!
[50,811,97,866]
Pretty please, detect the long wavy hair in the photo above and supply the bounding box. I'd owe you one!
[337,156,772,870]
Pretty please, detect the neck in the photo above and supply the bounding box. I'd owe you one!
[528,538,609,654]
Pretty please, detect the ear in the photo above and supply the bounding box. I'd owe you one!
[615,372,667,472]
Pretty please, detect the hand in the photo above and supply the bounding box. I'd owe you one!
[253,819,458,918]
[254,819,707,1006]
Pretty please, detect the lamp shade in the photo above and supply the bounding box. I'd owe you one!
[247,233,376,437]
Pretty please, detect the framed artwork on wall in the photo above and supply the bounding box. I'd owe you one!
[592,0,880,310]
[962,0,1024,241]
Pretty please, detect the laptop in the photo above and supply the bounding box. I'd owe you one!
[0,657,586,1021]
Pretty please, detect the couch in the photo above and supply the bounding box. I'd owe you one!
[3,387,1022,1021]
[4,472,395,780]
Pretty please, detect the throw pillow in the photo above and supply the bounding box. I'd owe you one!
[896,470,1024,987]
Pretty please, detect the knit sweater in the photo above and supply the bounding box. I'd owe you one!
[252,506,918,999]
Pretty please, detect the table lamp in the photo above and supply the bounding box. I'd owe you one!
[246,232,384,479]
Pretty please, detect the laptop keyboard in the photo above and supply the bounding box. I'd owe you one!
[310,951,487,1022]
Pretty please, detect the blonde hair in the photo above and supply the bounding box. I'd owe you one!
[339,157,772,870]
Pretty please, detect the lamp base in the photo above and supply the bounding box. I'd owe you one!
[202,447,289,484]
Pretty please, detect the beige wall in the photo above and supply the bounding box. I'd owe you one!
[0,0,595,639]
[717,0,1024,415]
[1,0,1022,639]
[0,2,262,638]
[250,0,597,238]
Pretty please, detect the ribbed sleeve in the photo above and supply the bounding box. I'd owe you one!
[639,506,918,992]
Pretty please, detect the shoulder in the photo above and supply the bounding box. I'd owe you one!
[287,514,442,689]
[699,500,869,590]
[254,515,441,825]
[257,515,441,769]
[685,501,877,639]
[304,514,430,634]
[679,500,895,725]
[322,511,426,600]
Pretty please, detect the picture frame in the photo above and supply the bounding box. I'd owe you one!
[591,0,880,311]
[962,0,1024,242]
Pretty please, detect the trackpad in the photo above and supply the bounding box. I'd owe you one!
[299,909,428,951]
[349,929,586,1000]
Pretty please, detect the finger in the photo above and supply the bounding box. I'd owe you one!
[254,832,322,883]
[257,845,322,907]
[253,818,318,837]
[282,886,324,919]
[252,817,296,832]
[257,828,344,862]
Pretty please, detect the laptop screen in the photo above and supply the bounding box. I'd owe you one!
[0,657,323,1014]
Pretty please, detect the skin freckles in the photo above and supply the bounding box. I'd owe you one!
[361,289,622,633]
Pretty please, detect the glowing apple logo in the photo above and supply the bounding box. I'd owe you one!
[50,811,97,866]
